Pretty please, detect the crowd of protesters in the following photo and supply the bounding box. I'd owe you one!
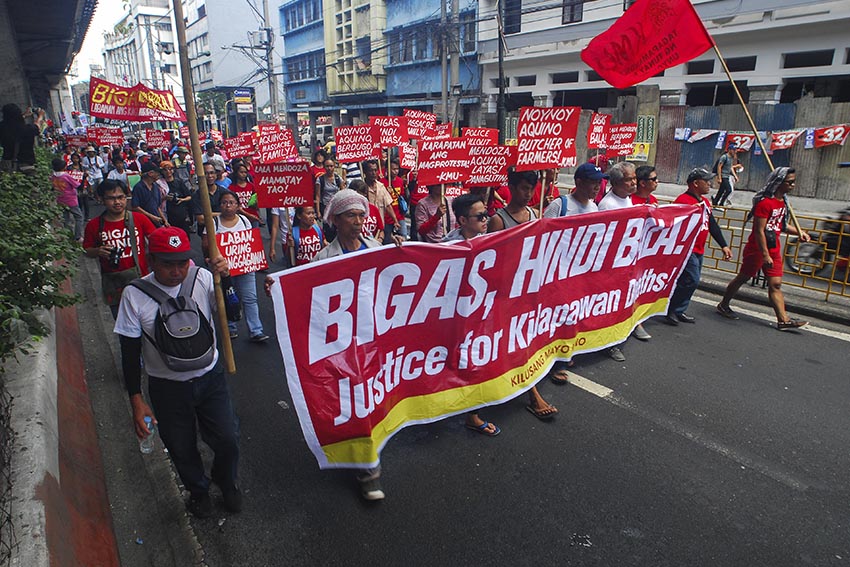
[0,113,813,511]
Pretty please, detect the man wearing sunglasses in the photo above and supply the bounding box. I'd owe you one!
[666,167,733,326]
[442,194,501,436]
[632,165,660,206]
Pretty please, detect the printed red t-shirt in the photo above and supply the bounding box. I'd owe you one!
[673,192,711,255]
[749,197,786,249]
[295,224,324,265]
[362,203,384,238]
[231,181,259,218]
[631,194,658,206]
[83,212,157,274]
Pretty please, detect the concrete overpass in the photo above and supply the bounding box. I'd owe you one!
[0,0,96,117]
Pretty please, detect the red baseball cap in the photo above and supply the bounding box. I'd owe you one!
[148,227,192,260]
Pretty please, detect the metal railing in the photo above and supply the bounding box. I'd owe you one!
[661,200,850,302]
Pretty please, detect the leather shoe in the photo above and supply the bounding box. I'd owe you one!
[664,314,679,326]
[187,492,213,518]
[222,487,243,513]
[676,312,696,323]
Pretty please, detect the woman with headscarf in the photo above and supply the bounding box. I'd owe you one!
[717,167,811,330]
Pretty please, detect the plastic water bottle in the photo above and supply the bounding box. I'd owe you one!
[221,275,242,322]
[140,416,155,454]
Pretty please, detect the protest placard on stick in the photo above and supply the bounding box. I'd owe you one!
[258,123,298,164]
[404,109,437,139]
[254,162,313,208]
[466,145,517,187]
[216,228,268,276]
[335,124,380,163]
[515,106,580,171]
[416,137,471,186]
[369,116,409,148]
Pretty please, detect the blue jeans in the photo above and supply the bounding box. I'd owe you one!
[228,272,264,337]
[148,363,240,495]
[669,252,703,315]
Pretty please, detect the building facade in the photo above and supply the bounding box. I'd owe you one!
[101,0,185,106]
[182,0,280,131]
[477,0,850,132]
[281,0,481,143]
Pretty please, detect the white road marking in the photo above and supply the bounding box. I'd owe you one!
[567,370,817,492]
[690,295,850,343]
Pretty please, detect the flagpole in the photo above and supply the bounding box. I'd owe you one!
[171,0,236,374]
[713,43,802,235]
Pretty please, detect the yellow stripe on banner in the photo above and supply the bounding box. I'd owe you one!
[321,298,668,465]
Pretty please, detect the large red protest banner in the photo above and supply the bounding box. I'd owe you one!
[88,77,187,122]
[369,116,410,148]
[254,162,313,207]
[581,0,714,89]
[145,129,170,149]
[334,124,380,163]
[587,113,611,149]
[216,228,268,276]
[87,126,125,147]
[462,127,499,147]
[606,124,638,157]
[466,145,517,187]
[269,204,702,468]
[515,106,580,171]
[813,124,848,148]
[258,123,298,164]
[404,109,437,139]
[416,137,471,185]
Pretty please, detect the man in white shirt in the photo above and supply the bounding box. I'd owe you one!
[543,162,605,219]
[596,161,651,356]
[115,227,241,518]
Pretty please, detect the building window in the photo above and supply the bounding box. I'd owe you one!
[295,89,306,100]
[586,70,602,81]
[387,27,433,65]
[155,22,172,32]
[783,49,835,69]
[552,71,578,84]
[686,59,714,74]
[355,36,371,69]
[516,75,537,86]
[286,52,325,81]
[504,0,522,35]
[562,0,583,24]
[460,13,476,53]
[284,0,322,32]
[197,4,206,19]
[725,56,757,72]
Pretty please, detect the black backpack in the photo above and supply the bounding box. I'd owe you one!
[129,267,216,371]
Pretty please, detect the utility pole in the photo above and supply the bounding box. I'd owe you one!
[440,0,448,123]
[262,0,280,122]
[496,0,506,144]
[449,0,460,132]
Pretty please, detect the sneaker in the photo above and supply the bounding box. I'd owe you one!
[609,346,626,362]
[250,333,270,343]
[778,319,808,331]
[716,303,740,320]
[187,492,213,518]
[356,468,385,501]
[222,487,243,513]
[632,325,651,341]
[229,330,239,339]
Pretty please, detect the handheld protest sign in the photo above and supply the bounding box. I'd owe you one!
[254,162,314,208]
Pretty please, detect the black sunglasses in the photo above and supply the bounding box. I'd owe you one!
[468,213,489,221]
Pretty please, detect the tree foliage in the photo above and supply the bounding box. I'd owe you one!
[0,150,82,366]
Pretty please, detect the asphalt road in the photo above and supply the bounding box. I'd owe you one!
[185,251,850,567]
[77,215,850,567]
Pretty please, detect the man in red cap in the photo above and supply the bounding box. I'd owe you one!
[114,227,241,518]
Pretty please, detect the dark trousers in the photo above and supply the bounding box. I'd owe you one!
[712,178,733,207]
[669,252,703,315]
[148,363,240,496]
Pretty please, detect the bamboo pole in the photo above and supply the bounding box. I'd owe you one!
[171,0,235,373]
[539,175,547,219]
[713,43,803,236]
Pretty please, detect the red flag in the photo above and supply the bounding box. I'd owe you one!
[580,0,713,89]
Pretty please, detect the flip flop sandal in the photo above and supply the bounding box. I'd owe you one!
[526,404,558,421]
[465,421,501,436]
[549,370,570,385]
